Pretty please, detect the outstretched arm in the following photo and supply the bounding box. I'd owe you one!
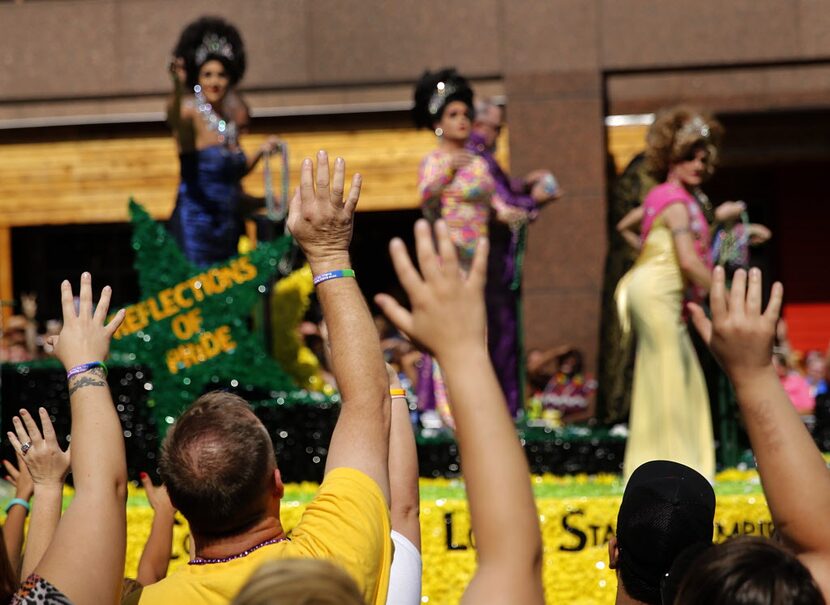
[690,267,830,599]
[376,220,543,605]
[15,274,127,605]
[7,408,70,581]
[135,474,176,586]
[616,206,644,251]
[2,453,33,575]
[387,366,420,550]
[287,152,390,503]
[166,58,196,153]
[662,203,711,292]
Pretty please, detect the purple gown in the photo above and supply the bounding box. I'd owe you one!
[468,131,539,416]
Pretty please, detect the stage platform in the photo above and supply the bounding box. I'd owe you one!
[1,361,625,482]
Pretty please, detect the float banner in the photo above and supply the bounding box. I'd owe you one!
[109,201,303,431]
[112,474,771,605]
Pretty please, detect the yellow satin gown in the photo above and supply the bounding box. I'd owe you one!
[616,216,715,482]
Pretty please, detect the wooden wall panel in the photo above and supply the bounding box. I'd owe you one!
[0,129,511,227]
[606,124,648,174]
[0,226,10,319]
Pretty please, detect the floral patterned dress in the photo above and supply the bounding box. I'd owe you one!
[418,149,498,268]
[416,149,499,422]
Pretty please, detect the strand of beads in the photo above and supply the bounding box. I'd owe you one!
[193,84,238,147]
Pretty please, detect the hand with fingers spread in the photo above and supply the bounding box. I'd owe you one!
[7,408,70,489]
[9,273,128,605]
[46,272,125,373]
[688,266,783,385]
[375,219,488,361]
[688,267,830,602]
[2,451,32,576]
[376,219,544,604]
[3,452,34,502]
[9,408,70,581]
[286,151,362,270]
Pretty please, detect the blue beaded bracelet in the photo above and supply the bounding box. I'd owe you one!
[312,269,356,287]
[5,498,30,515]
[67,361,108,380]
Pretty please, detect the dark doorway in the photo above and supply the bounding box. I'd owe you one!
[11,222,140,323]
[351,209,421,312]
[711,110,830,352]
[10,210,421,325]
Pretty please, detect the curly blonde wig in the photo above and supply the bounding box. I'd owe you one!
[645,106,723,181]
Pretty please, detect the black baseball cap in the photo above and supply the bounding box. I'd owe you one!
[616,461,716,603]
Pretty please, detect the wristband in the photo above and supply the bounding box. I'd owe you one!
[313,269,355,287]
[389,388,407,400]
[5,498,30,515]
[67,361,108,380]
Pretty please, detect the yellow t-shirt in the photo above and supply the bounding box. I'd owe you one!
[133,468,391,605]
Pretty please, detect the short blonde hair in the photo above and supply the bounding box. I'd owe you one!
[645,105,723,181]
[232,559,366,605]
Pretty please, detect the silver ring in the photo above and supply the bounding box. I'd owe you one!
[20,442,31,455]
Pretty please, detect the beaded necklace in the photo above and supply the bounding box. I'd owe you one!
[193,85,238,147]
[188,536,289,565]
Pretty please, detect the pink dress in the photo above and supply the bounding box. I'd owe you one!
[781,372,816,414]
[641,182,712,305]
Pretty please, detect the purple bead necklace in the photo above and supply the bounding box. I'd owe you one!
[189,536,289,565]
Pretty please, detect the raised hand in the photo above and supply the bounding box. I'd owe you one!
[136,472,177,586]
[168,57,186,86]
[378,219,543,605]
[689,266,783,385]
[375,219,488,361]
[45,273,125,371]
[3,452,34,501]
[21,293,37,321]
[139,473,176,519]
[286,151,361,269]
[7,408,70,489]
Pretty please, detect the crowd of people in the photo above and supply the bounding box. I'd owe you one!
[1,151,829,605]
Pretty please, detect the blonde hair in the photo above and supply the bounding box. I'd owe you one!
[232,559,366,605]
[645,105,723,181]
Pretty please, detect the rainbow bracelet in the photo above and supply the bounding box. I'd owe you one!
[67,361,108,380]
[389,388,407,400]
[313,269,356,287]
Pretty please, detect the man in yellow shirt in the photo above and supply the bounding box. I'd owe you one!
[129,152,393,605]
